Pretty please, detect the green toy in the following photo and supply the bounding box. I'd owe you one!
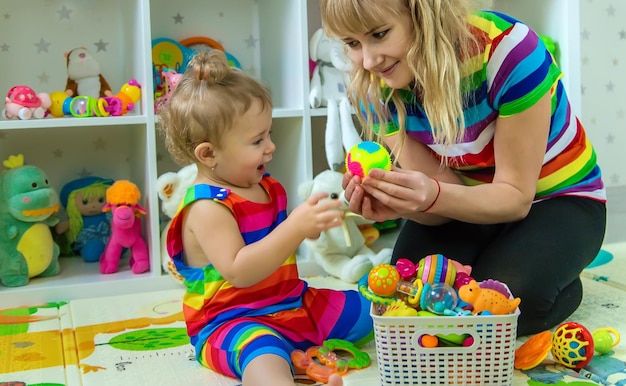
[0,154,61,287]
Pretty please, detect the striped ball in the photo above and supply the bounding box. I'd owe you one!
[417,254,457,286]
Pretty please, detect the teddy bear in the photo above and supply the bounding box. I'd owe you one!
[155,163,198,283]
[65,47,112,98]
[309,28,361,172]
[297,170,392,283]
[0,154,61,287]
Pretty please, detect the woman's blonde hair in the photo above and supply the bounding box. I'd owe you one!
[158,50,272,166]
[321,0,480,161]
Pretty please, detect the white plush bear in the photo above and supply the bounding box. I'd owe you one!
[298,170,392,283]
[309,28,361,172]
[156,163,198,283]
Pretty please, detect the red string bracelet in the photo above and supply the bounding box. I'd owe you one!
[421,178,440,212]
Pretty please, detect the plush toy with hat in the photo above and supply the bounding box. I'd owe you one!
[55,176,114,262]
[0,154,61,287]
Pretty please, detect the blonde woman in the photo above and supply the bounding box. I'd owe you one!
[321,0,606,336]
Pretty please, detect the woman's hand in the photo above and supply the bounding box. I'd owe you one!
[342,170,402,222]
[354,166,439,217]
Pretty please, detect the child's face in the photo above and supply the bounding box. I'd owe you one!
[74,192,106,216]
[213,99,275,188]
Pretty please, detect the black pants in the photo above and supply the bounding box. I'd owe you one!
[391,196,606,337]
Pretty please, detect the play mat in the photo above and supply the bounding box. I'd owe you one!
[1,242,626,386]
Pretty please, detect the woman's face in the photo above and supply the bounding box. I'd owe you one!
[341,11,414,89]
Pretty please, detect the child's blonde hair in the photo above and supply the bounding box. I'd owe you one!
[320,0,480,161]
[158,50,272,166]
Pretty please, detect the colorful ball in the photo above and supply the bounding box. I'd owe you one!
[48,90,70,117]
[346,141,391,178]
[368,264,400,297]
[416,254,456,286]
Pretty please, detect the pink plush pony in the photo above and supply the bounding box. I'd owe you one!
[154,69,182,114]
[100,180,150,274]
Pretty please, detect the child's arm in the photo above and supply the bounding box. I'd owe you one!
[184,192,343,287]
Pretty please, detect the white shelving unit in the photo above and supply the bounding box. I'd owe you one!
[0,0,580,307]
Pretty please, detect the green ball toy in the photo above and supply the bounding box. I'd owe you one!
[346,141,391,178]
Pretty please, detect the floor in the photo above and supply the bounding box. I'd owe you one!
[1,242,625,385]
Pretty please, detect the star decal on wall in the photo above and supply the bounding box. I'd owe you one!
[605,82,615,92]
[94,137,106,150]
[53,149,63,158]
[606,5,615,16]
[1,43,8,52]
[94,39,109,52]
[619,30,626,40]
[173,12,184,24]
[606,133,615,144]
[244,34,258,48]
[3,13,9,20]
[78,168,93,178]
[581,29,590,40]
[37,72,50,84]
[34,38,50,53]
[58,5,72,20]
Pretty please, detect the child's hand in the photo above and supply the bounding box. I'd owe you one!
[290,191,344,239]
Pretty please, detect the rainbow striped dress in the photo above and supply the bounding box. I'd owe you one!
[166,175,372,377]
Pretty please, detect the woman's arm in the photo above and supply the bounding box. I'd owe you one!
[363,91,552,225]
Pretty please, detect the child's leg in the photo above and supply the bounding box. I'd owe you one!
[242,353,295,386]
[199,318,294,381]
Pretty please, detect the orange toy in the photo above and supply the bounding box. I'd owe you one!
[514,331,553,370]
[367,264,400,297]
[458,280,521,315]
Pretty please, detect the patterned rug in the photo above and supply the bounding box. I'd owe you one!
[2,243,626,386]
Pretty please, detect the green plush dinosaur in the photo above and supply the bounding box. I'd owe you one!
[0,154,61,287]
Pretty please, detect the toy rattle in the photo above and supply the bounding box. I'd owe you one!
[359,264,424,306]
[291,339,370,383]
[346,141,391,178]
[514,322,621,370]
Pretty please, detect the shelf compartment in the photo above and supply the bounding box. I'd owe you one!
[0,0,150,118]
[148,0,306,111]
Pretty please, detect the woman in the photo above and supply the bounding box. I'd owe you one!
[320,0,606,336]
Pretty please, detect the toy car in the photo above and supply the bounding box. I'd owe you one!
[3,85,51,120]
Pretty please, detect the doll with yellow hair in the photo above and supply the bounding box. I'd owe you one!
[56,176,114,262]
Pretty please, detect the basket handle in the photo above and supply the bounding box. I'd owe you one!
[411,327,481,353]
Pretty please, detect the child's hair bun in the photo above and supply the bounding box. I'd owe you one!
[188,50,230,84]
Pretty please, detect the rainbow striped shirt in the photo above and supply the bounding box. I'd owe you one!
[380,11,605,202]
[166,175,307,352]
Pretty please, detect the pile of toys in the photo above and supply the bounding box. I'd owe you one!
[151,36,241,114]
[362,254,521,315]
[0,154,150,288]
[2,47,142,120]
[359,254,521,347]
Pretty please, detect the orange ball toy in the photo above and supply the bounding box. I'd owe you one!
[368,264,400,297]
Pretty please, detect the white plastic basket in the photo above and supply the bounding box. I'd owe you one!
[371,305,519,385]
